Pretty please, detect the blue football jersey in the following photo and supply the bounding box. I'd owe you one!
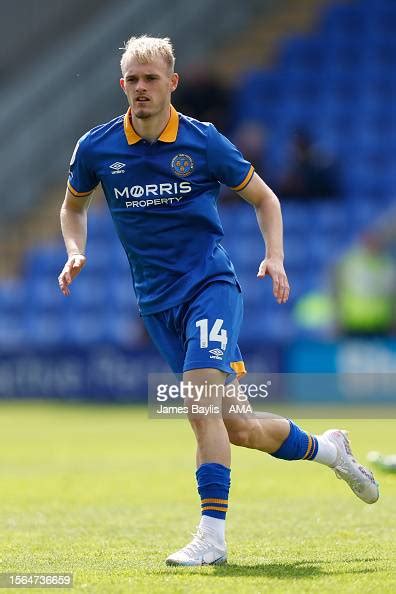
[68,106,254,314]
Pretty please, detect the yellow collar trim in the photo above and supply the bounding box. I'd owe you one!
[123,105,179,145]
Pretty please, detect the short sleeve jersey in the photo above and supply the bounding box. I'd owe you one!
[68,106,254,314]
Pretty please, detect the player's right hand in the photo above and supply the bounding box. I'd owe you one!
[58,254,86,296]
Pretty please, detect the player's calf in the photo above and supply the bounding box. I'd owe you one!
[223,380,290,452]
[226,416,290,453]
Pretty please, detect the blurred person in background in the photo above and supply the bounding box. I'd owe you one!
[174,63,231,133]
[57,35,378,569]
[279,129,341,200]
[333,233,396,338]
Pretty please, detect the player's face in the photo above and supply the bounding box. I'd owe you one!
[120,57,178,119]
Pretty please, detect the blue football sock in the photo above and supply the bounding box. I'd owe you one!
[196,463,230,520]
[270,420,318,461]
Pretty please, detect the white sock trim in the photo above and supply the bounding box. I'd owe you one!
[199,515,226,545]
[313,435,338,466]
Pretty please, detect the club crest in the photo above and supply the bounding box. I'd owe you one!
[171,154,194,177]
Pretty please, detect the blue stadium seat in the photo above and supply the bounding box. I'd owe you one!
[279,35,327,70]
[243,308,296,342]
[24,244,66,278]
[25,312,66,345]
[106,276,137,312]
[29,277,65,312]
[66,275,108,309]
[283,236,310,269]
[0,313,25,347]
[103,313,142,347]
[0,280,26,313]
[320,4,370,37]
[308,233,344,267]
[85,242,117,274]
[87,208,115,241]
[61,310,108,345]
[310,202,347,234]
[239,273,274,309]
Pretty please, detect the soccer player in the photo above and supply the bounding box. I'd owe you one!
[58,36,379,566]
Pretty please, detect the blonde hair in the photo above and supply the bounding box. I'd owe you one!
[120,35,175,74]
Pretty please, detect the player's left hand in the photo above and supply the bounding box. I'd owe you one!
[257,257,290,304]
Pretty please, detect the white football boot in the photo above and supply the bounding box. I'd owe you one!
[166,527,227,566]
[324,429,379,504]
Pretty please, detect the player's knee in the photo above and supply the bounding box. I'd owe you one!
[189,417,222,438]
[189,418,205,434]
[227,428,250,447]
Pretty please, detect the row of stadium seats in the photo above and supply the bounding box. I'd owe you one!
[80,200,380,242]
[0,271,320,319]
[0,306,299,347]
[232,0,396,200]
[321,0,396,31]
[18,198,382,283]
[21,232,345,279]
[0,187,388,348]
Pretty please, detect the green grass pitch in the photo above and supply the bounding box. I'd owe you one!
[0,402,395,593]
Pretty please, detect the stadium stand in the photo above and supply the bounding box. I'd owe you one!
[0,0,270,222]
[1,0,395,352]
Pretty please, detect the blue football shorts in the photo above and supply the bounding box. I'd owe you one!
[142,281,246,377]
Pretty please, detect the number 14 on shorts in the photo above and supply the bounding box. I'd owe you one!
[196,319,228,350]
